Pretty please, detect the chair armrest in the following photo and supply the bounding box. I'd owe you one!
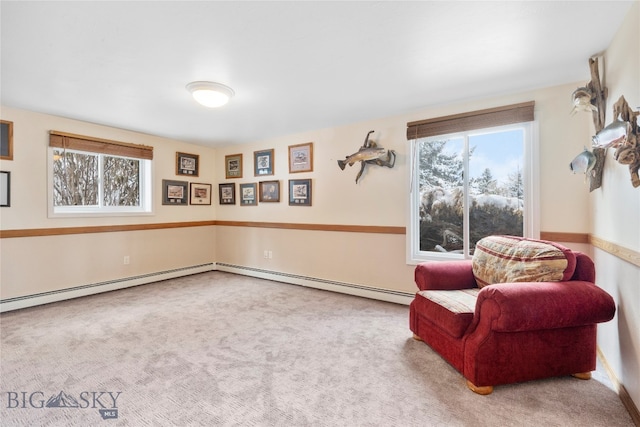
[472,281,616,332]
[414,260,477,291]
[571,252,596,282]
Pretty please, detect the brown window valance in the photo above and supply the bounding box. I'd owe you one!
[49,131,153,160]
[406,101,535,140]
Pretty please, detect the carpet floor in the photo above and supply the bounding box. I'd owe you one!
[0,271,634,426]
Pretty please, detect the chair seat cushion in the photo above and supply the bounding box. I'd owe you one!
[414,288,480,338]
[472,236,576,288]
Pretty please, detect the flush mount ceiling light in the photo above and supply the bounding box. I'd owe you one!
[186,81,235,108]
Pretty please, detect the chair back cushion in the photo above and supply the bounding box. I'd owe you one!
[472,236,576,288]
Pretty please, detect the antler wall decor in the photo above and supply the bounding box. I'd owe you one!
[586,57,608,192]
[610,96,640,187]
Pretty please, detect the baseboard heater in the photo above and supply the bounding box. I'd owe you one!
[216,263,414,306]
[1,263,413,312]
[0,263,216,313]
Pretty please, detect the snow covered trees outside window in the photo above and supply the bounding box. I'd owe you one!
[51,148,150,215]
[417,128,525,255]
[53,149,141,208]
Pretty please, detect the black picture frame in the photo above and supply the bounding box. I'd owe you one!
[239,183,258,206]
[289,179,312,206]
[219,183,236,205]
[254,149,274,176]
[176,152,199,176]
[190,182,212,205]
[259,180,280,202]
[0,171,10,207]
[162,179,189,205]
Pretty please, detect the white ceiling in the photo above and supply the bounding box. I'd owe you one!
[1,1,634,147]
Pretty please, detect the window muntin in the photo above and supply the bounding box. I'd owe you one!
[409,122,537,262]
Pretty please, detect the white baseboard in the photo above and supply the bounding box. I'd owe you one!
[1,263,414,313]
[216,263,414,306]
[0,263,216,313]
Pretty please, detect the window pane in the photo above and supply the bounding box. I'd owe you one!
[53,149,98,206]
[418,137,465,253]
[410,121,534,263]
[468,129,524,253]
[103,156,140,206]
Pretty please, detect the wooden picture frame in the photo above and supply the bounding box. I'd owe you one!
[254,149,274,176]
[162,179,188,205]
[0,171,10,207]
[259,180,280,202]
[239,183,258,206]
[190,182,212,205]
[288,142,313,173]
[1,120,13,161]
[176,152,199,176]
[225,154,243,179]
[219,183,236,205]
[289,179,312,206]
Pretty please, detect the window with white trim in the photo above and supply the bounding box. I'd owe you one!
[48,131,153,216]
[407,102,538,263]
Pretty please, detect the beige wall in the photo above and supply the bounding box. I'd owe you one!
[590,0,640,412]
[214,82,593,290]
[0,107,217,300]
[215,84,593,232]
[1,81,596,302]
[216,226,415,294]
[1,227,215,299]
[0,106,218,228]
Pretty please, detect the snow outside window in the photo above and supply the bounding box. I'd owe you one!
[407,122,539,263]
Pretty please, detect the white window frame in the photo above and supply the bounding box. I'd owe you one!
[48,147,153,217]
[407,121,539,264]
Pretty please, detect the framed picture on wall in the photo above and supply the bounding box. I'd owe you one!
[254,149,274,176]
[162,179,188,205]
[176,152,199,176]
[259,180,280,202]
[0,171,10,207]
[225,154,243,179]
[219,183,236,205]
[289,179,312,206]
[1,120,13,161]
[239,183,258,206]
[288,142,313,173]
[190,182,212,205]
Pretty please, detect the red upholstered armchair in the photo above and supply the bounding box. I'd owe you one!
[409,236,616,395]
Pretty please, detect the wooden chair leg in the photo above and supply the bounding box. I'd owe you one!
[412,333,423,341]
[466,380,494,395]
[572,372,592,380]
